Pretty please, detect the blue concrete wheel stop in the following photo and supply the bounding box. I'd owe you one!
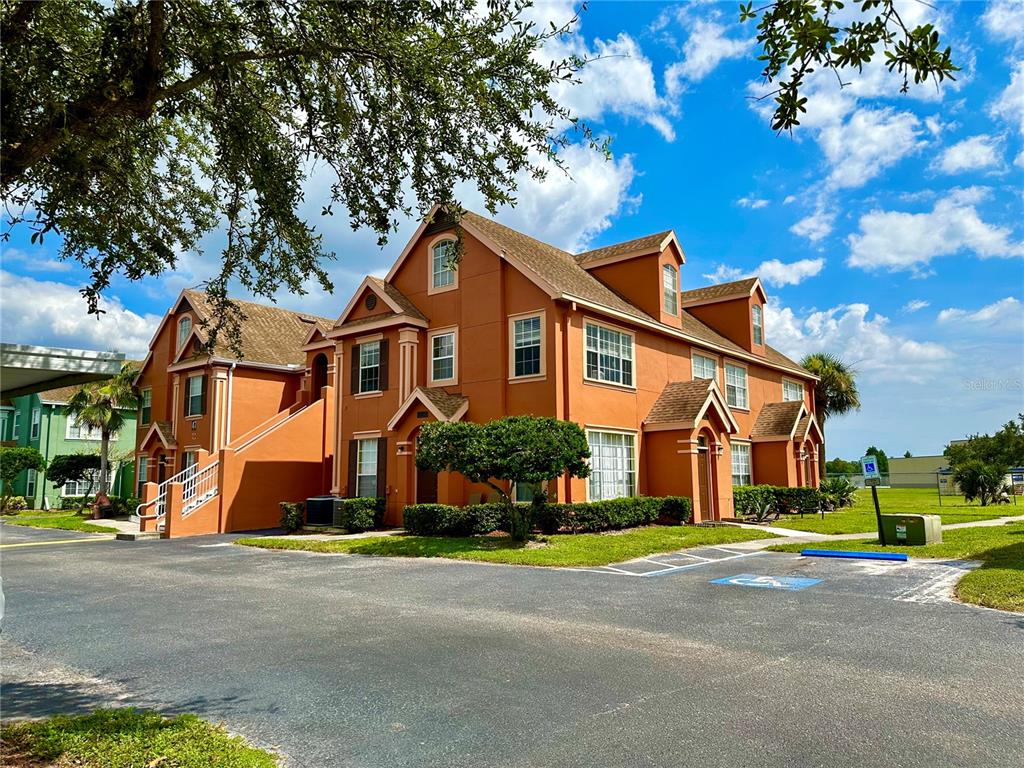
[800,549,908,562]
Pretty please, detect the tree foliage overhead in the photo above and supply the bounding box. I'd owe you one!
[0,0,591,343]
[742,0,960,132]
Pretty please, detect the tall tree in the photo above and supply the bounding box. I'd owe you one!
[801,352,861,479]
[0,446,46,513]
[1,1,957,345]
[64,363,140,496]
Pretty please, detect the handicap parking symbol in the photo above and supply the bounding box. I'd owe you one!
[712,573,821,591]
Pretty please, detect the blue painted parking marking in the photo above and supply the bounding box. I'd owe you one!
[712,573,821,591]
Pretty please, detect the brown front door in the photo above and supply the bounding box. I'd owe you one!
[157,455,167,484]
[697,438,714,520]
[416,467,438,504]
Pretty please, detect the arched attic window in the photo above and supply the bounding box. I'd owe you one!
[177,315,192,351]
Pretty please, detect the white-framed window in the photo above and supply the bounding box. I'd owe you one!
[752,304,763,346]
[584,322,634,387]
[12,410,20,440]
[356,438,379,498]
[62,469,111,497]
[30,407,40,439]
[587,430,636,501]
[692,352,717,381]
[514,481,542,503]
[511,315,542,378]
[136,456,149,496]
[731,442,752,486]
[66,415,103,441]
[26,468,37,498]
[0,409,9,440]
[662,264,678,315]
[431,239,456,290]
[358,341,381,393]
[140,388,152,425]
[185,374,204,417]
[181,450,198,472]
[430,331,456,383]
[725,363,748,409]
[783,379,804,403]
[177,315,192,351]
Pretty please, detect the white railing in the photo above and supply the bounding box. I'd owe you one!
[181,461,219,518]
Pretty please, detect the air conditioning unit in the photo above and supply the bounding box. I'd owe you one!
[305,496,337,526]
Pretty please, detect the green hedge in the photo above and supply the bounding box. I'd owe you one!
[403,496,692,537]
[334,497,385,532]
[733,485,823,517]
[280,501,304,533]
[60,495,140,516]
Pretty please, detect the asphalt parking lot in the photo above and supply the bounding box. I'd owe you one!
[2,522,1022,768]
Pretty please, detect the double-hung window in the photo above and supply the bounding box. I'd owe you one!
[783,379,804,402]
[140,389,152,424]
[30,407,40,439]
[356,438,379,498]
[587,430,636,500]
[431,332,456,383]
[752,305,764,346]
[662,264,678,315]
[26,469,37,498]
[731,443,752,486]
[585,323,634,387]
[67,415,102,441]
[725,363,748,409]
[137,456,149,496]
[692,353,717,381]
[358,341,381,393]
[512,316,542,378]
[431,240,456,290]
[62,468,110,497]
[12,411,20,440]
[185,375,204,417]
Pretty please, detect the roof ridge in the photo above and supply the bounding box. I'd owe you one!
[182,288,333,326]
[574,229,673,261]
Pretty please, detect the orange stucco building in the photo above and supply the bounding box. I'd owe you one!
[327,207,822,526]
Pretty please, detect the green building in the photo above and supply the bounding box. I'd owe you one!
[0,384,138,510]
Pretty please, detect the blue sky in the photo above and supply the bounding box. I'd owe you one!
[2,0,1022,460]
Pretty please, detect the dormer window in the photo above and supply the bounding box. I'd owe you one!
[431,239,456,291]
[662,264,678,315]
[177,315,192,351]
[752,304,763,346]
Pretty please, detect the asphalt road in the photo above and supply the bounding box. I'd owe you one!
[2,523,1022,768]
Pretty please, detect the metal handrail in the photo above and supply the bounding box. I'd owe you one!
[181,461,219,518]
[133,464,197,520]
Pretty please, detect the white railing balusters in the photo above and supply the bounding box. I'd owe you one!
[134,460,218,523]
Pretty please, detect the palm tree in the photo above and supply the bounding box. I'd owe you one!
[800,352,861,479]
[65,362,140,501]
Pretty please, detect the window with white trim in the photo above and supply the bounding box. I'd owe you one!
[26,468,37,498]
[185,375,204,417]
[66,415,103,441]
[431,332,455,382]
[783,379,804,402]
[512,316,542,378]
[356,438,379,498]
[0,410,9,441]
[662,264,678,315]
[177,315,192,350]
[752,304,763,346]
[692,353,717,381]
[587,430,636,500]
[137,456,149,496]
[431,240,456,289]
[585,323,634,387]
[181,451,198,472]
[140,388,152,424]
[731,442,752,486]
[62,468,111,497]
[30,407,40,439]
[725,363,748,409]
[12,411,20,440]
[358,341,381,393]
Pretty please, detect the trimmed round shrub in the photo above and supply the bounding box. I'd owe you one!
[334,497,385,532]
[279,501,305,533]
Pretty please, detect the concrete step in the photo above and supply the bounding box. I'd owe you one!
[115,531,163,542]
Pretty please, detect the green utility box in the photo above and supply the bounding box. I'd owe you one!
[879,514,941,545]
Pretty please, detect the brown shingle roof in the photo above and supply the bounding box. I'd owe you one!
[679,277,759,306]
[645,379,715,425]
[795,415,811,439]
[574,231,672,266]
[419,387,467,419]
[37,359,145,404]
[182,290,333,367]
[750,401,805,438]
[367,277,427,321]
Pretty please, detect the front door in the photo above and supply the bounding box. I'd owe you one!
[416,467,438,504]
[697,437,714,520]
[157,455,167,484]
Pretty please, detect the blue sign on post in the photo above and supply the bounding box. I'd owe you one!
[711,573,821,591]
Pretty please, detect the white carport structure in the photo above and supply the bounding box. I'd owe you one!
[0,343,125,399]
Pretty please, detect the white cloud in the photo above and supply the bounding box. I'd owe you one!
[933,134,1002,174]
[701,257,824,288]
[1,247,73,273]
[902,299,930,313]
[848,187,1024,272]
[988,60,1024,135]
[818,107,926,188]
[0,271,160,358]
[737,196,769,209]
[982,0,1024,47]
[937,297,1023,327]
[665,18,749,94]
[791,209,835,242]
[765,300,952,384]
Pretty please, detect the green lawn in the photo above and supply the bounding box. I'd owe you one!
[769,522,1024,613]
[1,511,117,533]
[770,487,1018,534]
[0,708,277,768]
[237,525,776,567]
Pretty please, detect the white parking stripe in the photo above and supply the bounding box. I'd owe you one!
[641,550,767,577]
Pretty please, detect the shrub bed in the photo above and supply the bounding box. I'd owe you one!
[3,495,28,513]
[334,497,385,532]
[279,501,304,533]
[59,495,139,516]
[733,485,823,517]
[404,496,692,536]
